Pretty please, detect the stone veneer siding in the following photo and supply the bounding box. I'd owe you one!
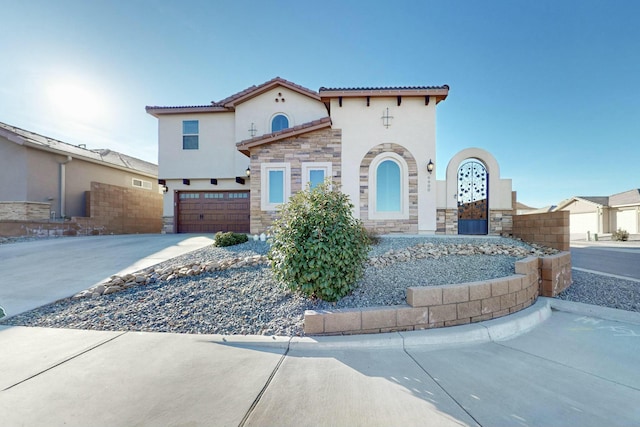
[0,202,50,221]
[513,210,570,251]
[249,128,342,234]
[490,210,513,236]
[436,208,513,236]
[359,143,418,234]
[304,252,571,335]
[436,209,458,235]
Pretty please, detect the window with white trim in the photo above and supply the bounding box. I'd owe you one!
[261,163,291,210]
[271,114,289,132]
[182,120,199,149]
[368,152,409,220]
[302,162,332,190]
[132,178,152,190]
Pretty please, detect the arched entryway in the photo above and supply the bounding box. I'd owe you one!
[457,159,488,235]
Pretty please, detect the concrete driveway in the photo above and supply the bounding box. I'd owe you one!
[0,234,214,318]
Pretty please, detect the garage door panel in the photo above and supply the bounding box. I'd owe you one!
[178,191,250,233]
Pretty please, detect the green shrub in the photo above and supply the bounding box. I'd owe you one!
[365,229,381,246]
[268,181,370,302]
[213,231,249,247]
[612,228,629,241]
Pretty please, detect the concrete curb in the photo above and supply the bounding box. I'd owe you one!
[483,298,552,341]
[274,298,552,351]
[547,297,640,326]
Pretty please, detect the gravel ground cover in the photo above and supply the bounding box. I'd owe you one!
[2,236,638,336]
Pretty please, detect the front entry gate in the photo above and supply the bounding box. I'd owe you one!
[457,160,488,235]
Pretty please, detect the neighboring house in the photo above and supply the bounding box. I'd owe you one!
[147,77,514,235]
[0,121,162,235]
[556,189,640,237]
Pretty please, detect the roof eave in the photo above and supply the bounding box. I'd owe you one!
[236,119,332,153]
[319,87,449,103]
[224,80,321,108]
[145,106,230,117]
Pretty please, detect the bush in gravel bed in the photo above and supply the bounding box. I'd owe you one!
[268,181,370,302]
[214,232,249,247]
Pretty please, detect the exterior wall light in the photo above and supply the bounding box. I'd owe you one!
[246,166,251,177]
[427,159,435,174]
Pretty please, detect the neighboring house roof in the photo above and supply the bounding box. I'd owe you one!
[515,201,535,210]
[609,189,640,207]
[145,77,321,117]
[236,117,332,156]
[319,85,449,103]
[0,121,157,177]
[555,196,609,211]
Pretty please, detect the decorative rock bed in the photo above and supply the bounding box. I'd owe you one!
[305,252,572,335]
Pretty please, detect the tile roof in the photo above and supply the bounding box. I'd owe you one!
[145,77,321,115]
[319,84,450,91]
[319,84,449,103]
[215,77,321,107]
[236,117,332,156]
[0,121,157,177]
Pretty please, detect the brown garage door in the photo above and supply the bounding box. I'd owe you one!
[177,191,250,233]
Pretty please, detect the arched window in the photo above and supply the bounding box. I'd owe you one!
[376,160,401,212]
[368,152,409,220]
[271,114,289,132]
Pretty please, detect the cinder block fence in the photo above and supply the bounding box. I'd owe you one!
[304,252,571,335]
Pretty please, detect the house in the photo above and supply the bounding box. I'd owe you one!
[556,189,640,238]
[146,77,514,235]
[0,121,162,235]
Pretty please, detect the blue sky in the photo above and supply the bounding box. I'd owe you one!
[1,0,638,208]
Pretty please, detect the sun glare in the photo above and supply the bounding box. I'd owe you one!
[46,80,108,122]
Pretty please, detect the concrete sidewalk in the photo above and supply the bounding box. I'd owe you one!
[0,234,215,318]
[1,298,639,427]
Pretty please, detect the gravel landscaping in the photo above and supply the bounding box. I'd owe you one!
[1,236,638,336]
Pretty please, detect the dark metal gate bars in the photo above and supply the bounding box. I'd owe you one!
[457,160,489,235]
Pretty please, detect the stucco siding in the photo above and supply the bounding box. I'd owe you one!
[234,87,327,141]
[0,136,28,200]
[330,96,437,232]
[158,112,242,179]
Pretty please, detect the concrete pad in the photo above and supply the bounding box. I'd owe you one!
[290,332,404,350]
[0,325,123,390]
[550,297,640,325]
[244,348,479,427]
[501,309,640,390]
[0,330,286,427]
[0,234,214,317]
[408,341,640,426]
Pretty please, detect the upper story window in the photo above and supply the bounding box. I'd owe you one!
[271,114,289,132]
[182,120,199,150]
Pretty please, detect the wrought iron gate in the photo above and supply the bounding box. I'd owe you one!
[457,160,488,235]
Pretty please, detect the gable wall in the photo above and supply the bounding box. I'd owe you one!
[249,128,341,234]
[234,87,327,141]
